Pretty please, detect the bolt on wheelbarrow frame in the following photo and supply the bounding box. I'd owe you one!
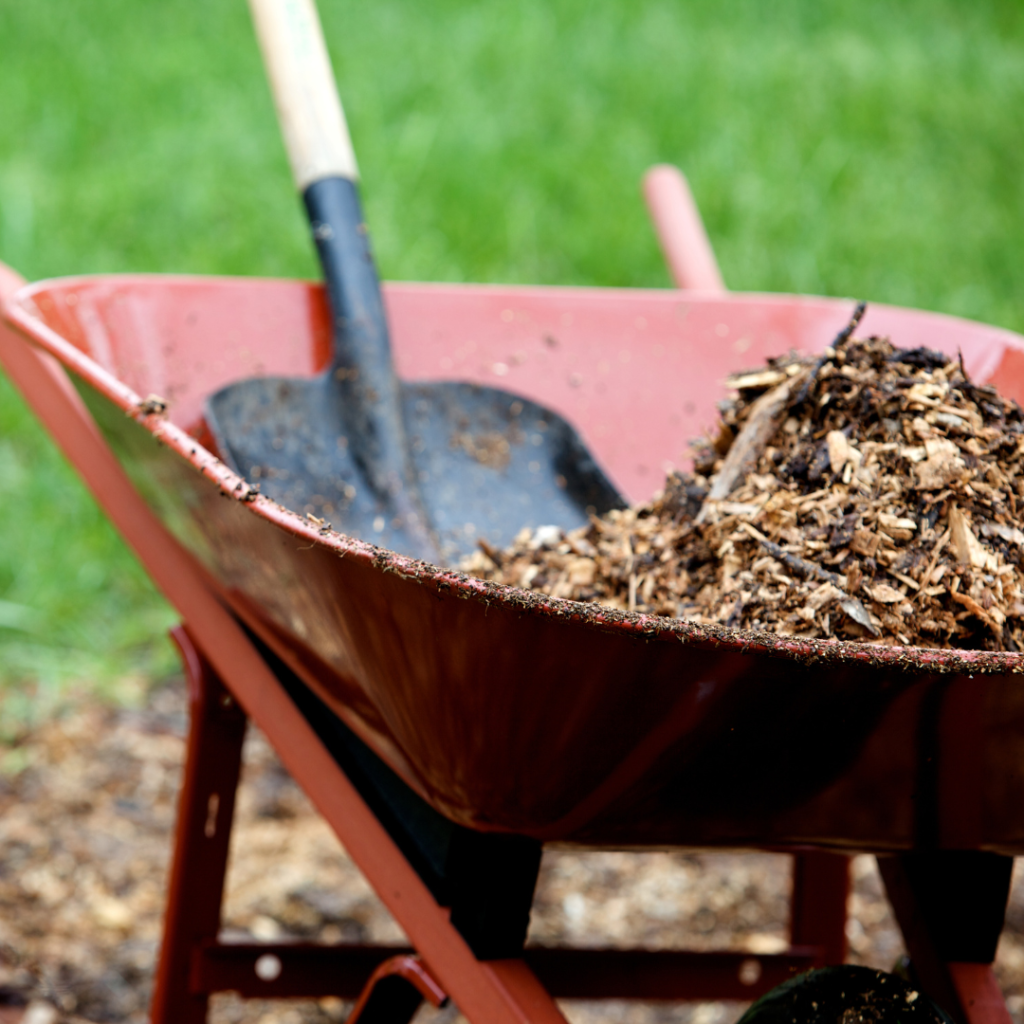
[2,169,1024,1023]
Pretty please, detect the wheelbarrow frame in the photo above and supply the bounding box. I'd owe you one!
[0,169,1015,1023]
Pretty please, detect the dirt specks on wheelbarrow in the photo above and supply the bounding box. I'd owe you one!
[467,318,1024,654]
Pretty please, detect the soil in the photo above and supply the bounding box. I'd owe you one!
[3,681,1024,1023]
[464,319,1024,653]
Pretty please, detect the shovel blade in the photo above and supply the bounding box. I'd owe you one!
[206,378,624,564]
[404,381,624,562]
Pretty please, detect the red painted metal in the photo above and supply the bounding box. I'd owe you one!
[150,627,247,1023]
[524,947,819,1001]
[643,164,727,292]
[948,964,1014,1024]
[189,941,825,1002]
[192,942,413,999]
[346,956,447,1024]
[789,851,849,967]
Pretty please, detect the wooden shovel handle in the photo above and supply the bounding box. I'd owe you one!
[248,0,359,188]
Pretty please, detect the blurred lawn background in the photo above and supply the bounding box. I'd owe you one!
[0,0,1023,716]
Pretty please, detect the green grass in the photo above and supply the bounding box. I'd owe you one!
[1,0,1023,708]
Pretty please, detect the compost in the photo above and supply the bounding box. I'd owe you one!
[464,305,1024,652]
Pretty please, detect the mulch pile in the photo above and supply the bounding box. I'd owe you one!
[465,305,1024,651]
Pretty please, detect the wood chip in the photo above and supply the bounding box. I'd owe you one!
[700,372,807,515]
[827,430,851,474]
[913,438,966,490]
[949,505,998,572]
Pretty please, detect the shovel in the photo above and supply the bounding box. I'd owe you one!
[205,0,623,565]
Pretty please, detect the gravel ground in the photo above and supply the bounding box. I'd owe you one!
[2,678,1024,1024]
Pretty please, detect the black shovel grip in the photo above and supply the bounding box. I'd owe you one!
[303,177,430,533]
[303,177,392,380]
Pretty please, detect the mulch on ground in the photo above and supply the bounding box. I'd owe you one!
[3,680,1024,1023]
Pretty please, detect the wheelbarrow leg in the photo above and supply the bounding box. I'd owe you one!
[790,851,849,966]
[150,626,247,1024]
[878,852,1013,1024]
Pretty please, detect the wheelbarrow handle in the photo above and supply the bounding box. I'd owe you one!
[248,0,359,188]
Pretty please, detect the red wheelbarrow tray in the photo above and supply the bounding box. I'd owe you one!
[7,274,1024,855]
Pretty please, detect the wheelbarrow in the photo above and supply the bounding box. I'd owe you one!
[4,166,1024,1024]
